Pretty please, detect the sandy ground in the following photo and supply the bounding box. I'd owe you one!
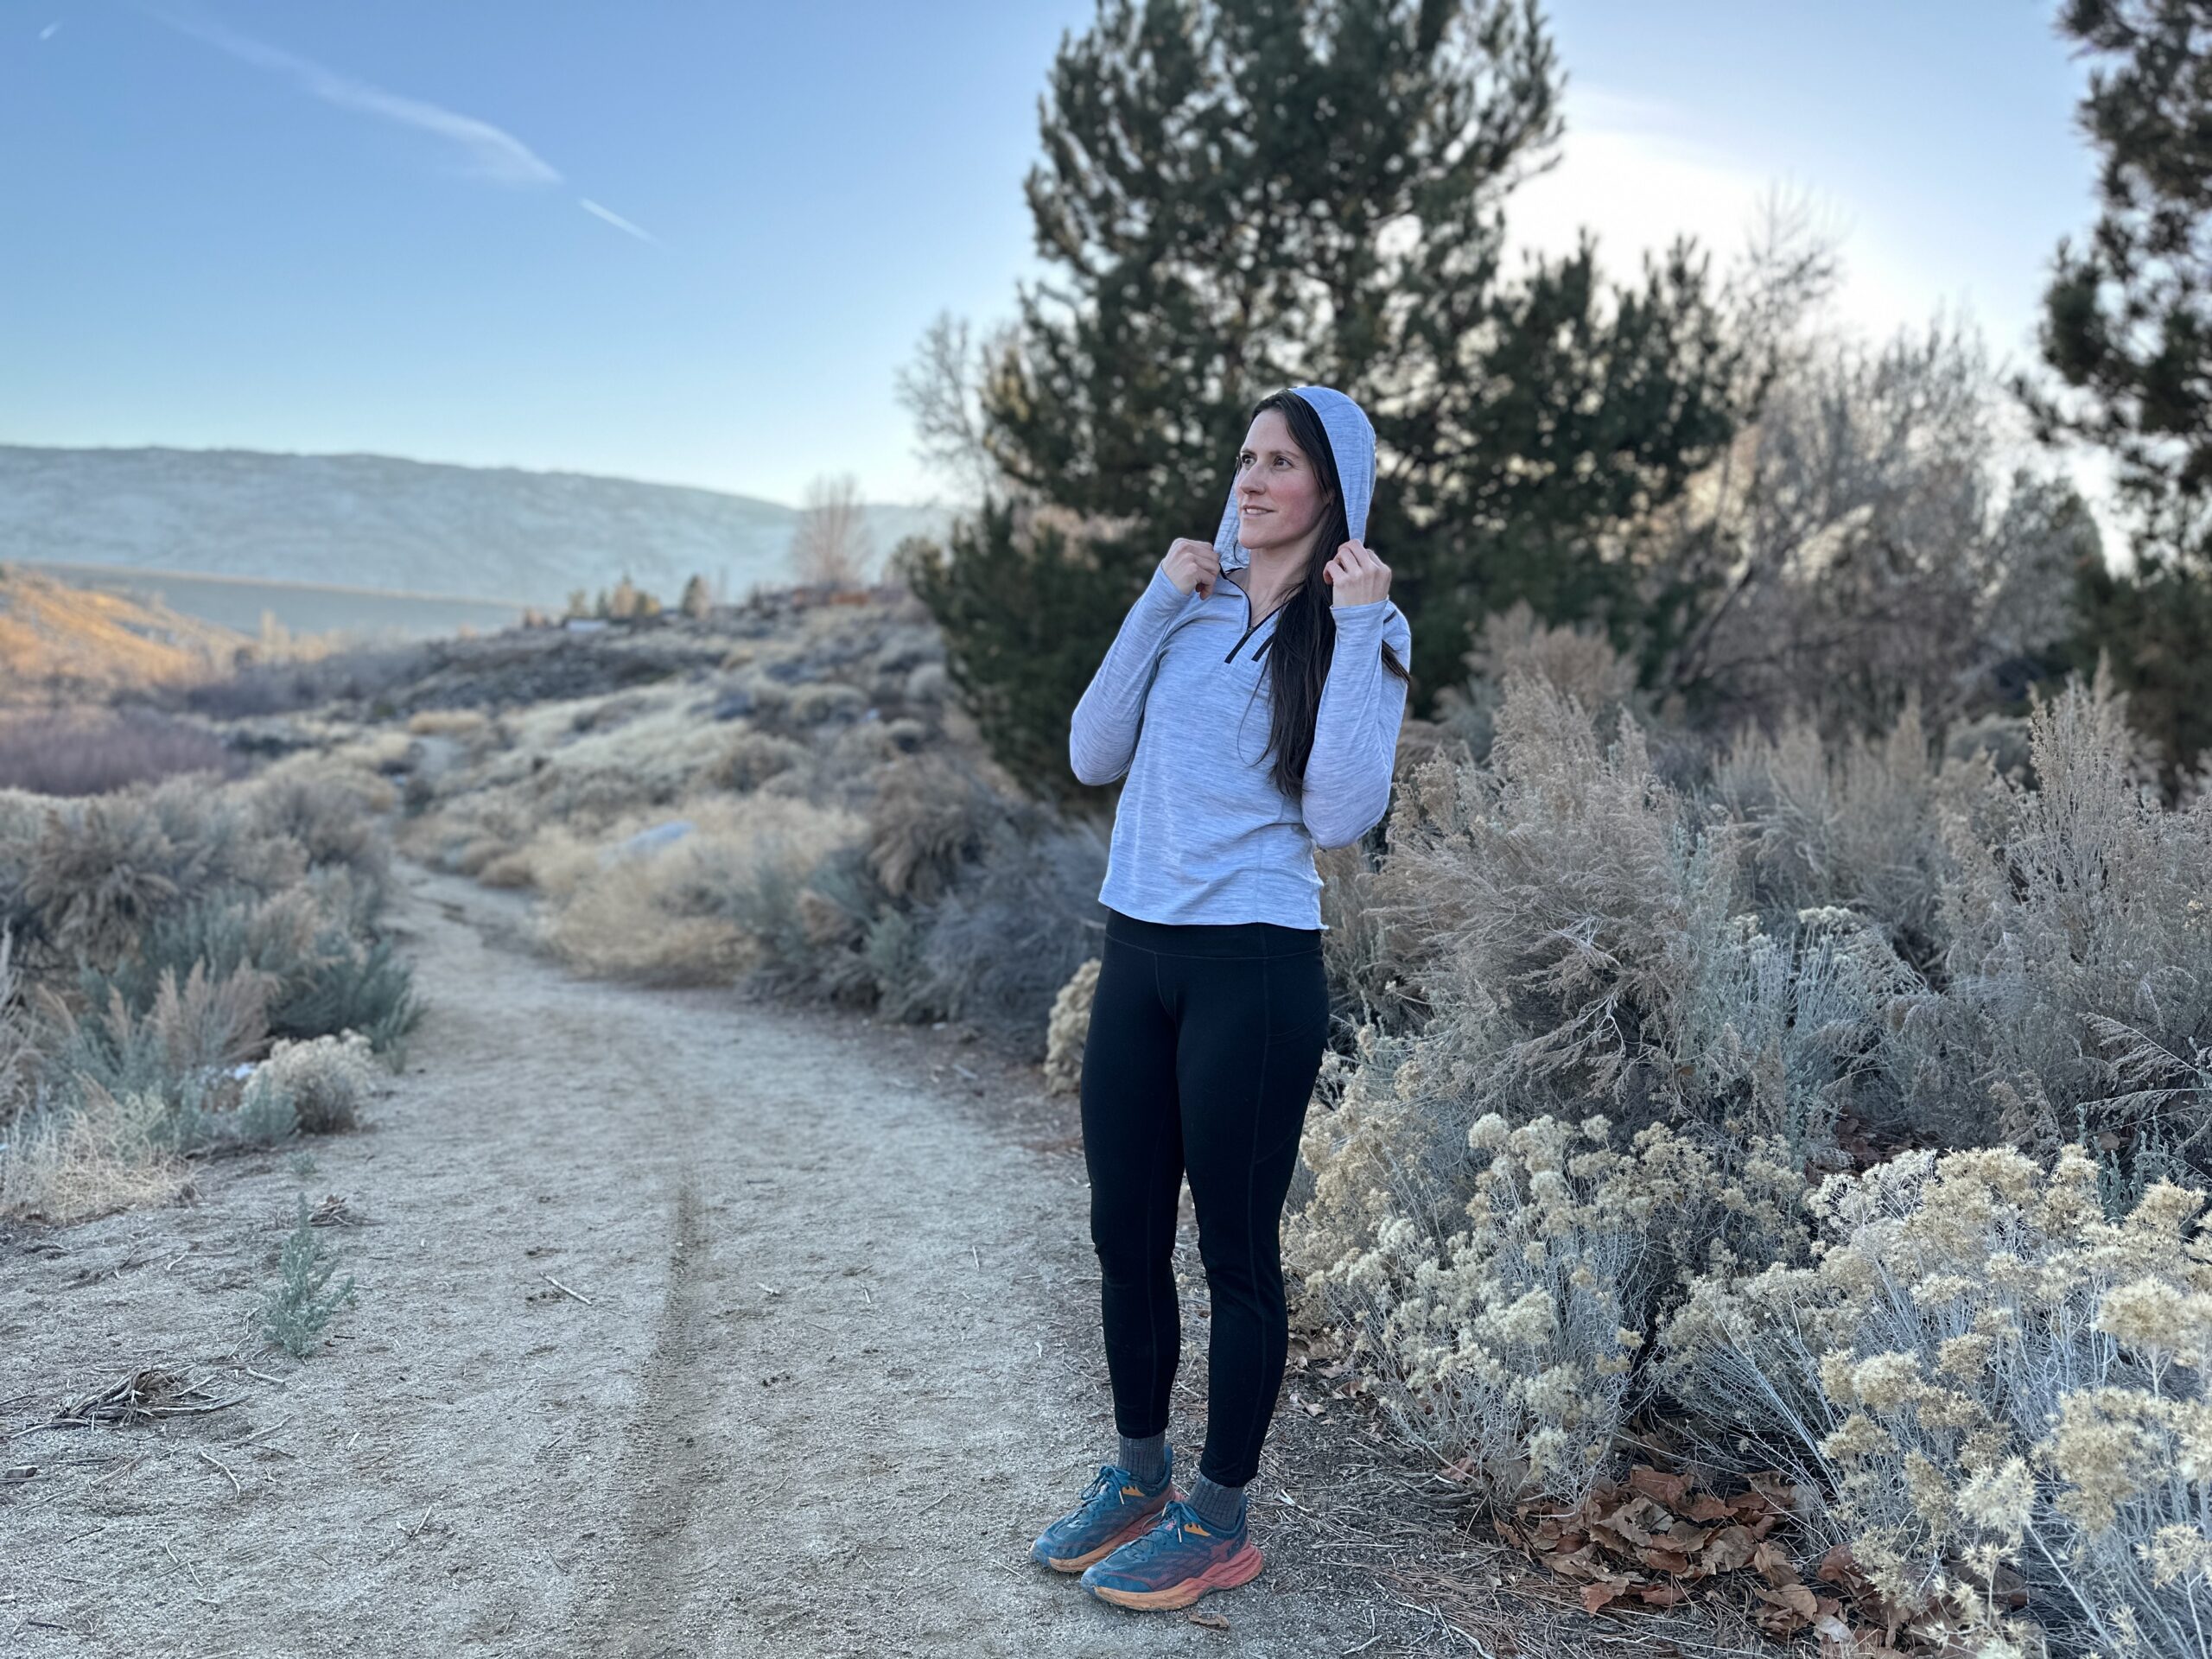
[0,864,1535,1658]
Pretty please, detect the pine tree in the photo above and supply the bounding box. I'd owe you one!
[915,0,1751,772]
[901,500,1133,801]
[2012,0,2212,783]
[679,574,714,619]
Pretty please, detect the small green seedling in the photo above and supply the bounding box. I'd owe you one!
[258,1193,357,1358]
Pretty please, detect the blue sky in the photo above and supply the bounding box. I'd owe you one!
[3,2,2100,511]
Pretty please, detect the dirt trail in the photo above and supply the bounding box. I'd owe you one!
[1,865,1484,1656]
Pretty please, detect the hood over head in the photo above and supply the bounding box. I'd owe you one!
[1211,385,1376,575]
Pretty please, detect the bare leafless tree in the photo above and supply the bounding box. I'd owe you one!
[1656,308,2093,734]
[894,310,1019,506]
[789,474,875,589]
[1649,183,1848,684]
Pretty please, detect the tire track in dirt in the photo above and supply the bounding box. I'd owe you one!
[575,1169,721,1656]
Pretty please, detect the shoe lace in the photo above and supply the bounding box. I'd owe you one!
[1118,1497,1202,1560]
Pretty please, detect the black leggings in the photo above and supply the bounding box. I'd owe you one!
[1077,906,1332,1490]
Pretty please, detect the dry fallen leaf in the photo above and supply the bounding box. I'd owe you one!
[1628,1466,1689,1509]
[1580,1580,1637,1613]
[1702,1524,1758,1574]
[1185,1609,1230,1630]
[1751,1539,1798,1586]
[1762,1582,1819,1619]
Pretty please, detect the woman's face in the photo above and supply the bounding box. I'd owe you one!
[1233,408,1332,557]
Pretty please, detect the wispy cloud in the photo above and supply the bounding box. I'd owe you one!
[143,3,561,187]
[580,198,659,247]
[39,19,64,41]
[142,4,660,247]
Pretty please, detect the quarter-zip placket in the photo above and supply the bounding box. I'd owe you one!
[1222,580,1285,664]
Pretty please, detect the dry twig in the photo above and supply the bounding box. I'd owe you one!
[195,1446,243,1498]
[22,1369,246,1434]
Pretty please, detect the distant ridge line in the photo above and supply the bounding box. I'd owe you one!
[18,559,526,612]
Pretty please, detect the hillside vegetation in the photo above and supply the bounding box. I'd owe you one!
[0,563,245,702]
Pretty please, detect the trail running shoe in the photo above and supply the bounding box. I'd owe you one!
[1029,1452,1179,1573]
[1079,1495,1265,1610]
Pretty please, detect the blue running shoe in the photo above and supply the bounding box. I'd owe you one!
[1030,1451,1179,1573]
[1079,1495,1264,1610]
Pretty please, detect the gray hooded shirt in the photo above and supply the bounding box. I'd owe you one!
[1067,385,1413,930]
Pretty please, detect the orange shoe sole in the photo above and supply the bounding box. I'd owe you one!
[1042,1486,1182,1573]
[1088,1540,1264,1609]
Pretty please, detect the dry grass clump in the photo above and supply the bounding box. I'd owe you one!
[536,795,867,986]
[866,753,1007,906]
[1909,664,2212,1178]
[540,855,751,985]
[892,810,1108,1055]
[0,1081,189,1225]
[1713,696,1973,969]
[485,692,756,828]
[400,791,535,880]
[0,931,33,1116]
[0,753,416,1224]
[243,766,395,910]
[406,709,489,739]
[3,779,309,964]
[709,729,808,792]
[240,1030,380,1135]
[331,728,418,775]
[1426,601,1646,765]
[1044,957,1100,1096]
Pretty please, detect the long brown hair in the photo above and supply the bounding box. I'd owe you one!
[1241,390,1412,800]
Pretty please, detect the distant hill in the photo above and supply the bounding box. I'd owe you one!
[0,563,245,702]
[0,446,955,618]
[20,562,528,643]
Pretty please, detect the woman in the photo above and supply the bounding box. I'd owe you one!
[1029,385,1414,1611]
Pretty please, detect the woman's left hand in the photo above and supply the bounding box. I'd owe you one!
[1323,539,1391,607]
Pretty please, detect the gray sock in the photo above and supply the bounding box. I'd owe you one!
[1118,1433,1168,1487]
[1185,1471,1246,1532]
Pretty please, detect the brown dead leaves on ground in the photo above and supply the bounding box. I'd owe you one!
[1282,1345,1370,1420]
[1493,1465,1973,1656]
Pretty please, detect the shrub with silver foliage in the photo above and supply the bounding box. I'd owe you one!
[1657,1145,2210,1659]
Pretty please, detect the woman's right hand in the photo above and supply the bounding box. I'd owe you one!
[1161,537,1222,600]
